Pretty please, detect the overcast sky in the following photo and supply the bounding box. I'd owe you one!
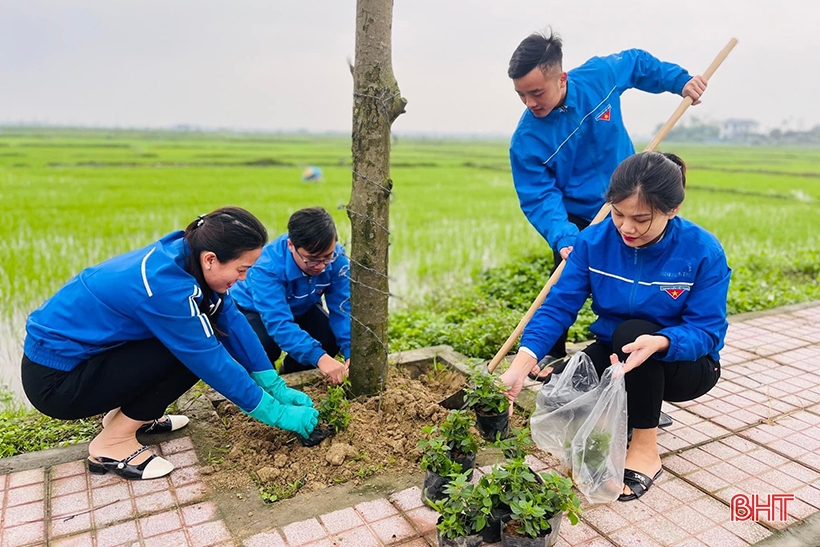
[1,0,816,138]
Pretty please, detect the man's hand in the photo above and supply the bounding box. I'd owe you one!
[318,354,347,385]
[619,334,670,373]
[559,246,573,260]
[682,75,707,105]
[499,352,537,414]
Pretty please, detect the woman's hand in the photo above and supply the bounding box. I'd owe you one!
[619,334,670,373]
[499,352,537,414]
[318,354,348,385]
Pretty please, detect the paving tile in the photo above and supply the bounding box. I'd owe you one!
[50,475,89,498]
[139,509,183,537]
[557,518,600,543]
[723,519,774,544]
[144,529,189,547]
[637,513,690,545]
[188,520,232,547]
[794,485,820,509]
[0,473,6,492]
[329,525,381,547]
[524,454,549,471]
[757,469,806,492]
[678,447,721,468]
[96,520,140,547]
[88,471,122,489]
[685,470,729,493]
[243,530,287,547]
[318,507,364,534]
[135,490,177,514]
[724,454,774,476]
[170,465,202,487]
[50,461,87,480]
[6,483,44,507]
[388,486,424,512]
[671,539,710,547]
[355,497,399,522]
[130,476,172,497]
[657,477,703,503]
[369,514,417,544]
[580,504,629,534]
[166,450,200,469]
[160,436,195,455]
[50,491,90,518]
[3,500,44,527]
[696,525,748,547]
[182,501,220,526]
[282,518,328,546]
[93,499,136,528]
[688,495,729,523]
[662,454,700,475]
[405,506,439,535]
[92,482,131,506]
[608,527,664,547]
[50,532,94,546]
[0,521,45,547]
[175,482,209,504]
[50,511,93,538]
[8,469,45,489]
[395,539,429,547]
[300,539,336,547]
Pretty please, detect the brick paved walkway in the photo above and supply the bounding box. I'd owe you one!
[2,303,820,547]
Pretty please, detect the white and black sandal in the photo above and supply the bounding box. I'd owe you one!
[137,415,190,435]
[87,446,174,480]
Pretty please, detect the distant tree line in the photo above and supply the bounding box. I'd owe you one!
[659,117,820,145]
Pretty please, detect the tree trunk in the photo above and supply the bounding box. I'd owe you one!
[347,0,406,397]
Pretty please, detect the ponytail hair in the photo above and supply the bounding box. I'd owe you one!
[184,207,268,323]
[606,152,687,214]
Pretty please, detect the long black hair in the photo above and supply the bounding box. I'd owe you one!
[183,207,267,323]
[606,152,687,214]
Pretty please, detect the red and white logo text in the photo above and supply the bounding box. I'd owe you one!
[730,494,794,522]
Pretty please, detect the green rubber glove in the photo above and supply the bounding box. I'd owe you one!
[245,391,318,437]
[250,369,314,408]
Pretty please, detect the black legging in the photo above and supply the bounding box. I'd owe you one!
[240,304,340,374]
[582,319,721,429]
[22,338,197,422]
[548,213,591,358]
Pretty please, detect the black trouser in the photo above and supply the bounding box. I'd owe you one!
[582,319,720,429]
[547,213,591,358]
[240,304,339,374]
[22,338,198,422]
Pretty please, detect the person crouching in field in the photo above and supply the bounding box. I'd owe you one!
[500,152,731,501]
[231,207,351,385]
[22,207,318,481]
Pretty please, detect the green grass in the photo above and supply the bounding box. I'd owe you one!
[1,126,819,398]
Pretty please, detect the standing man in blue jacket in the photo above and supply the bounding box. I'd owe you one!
[508,29,707,372]
[232,207,350,385]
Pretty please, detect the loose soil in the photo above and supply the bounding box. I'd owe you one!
[203,364,534,503]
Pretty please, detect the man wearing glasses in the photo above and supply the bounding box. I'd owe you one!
[232,207,350,385]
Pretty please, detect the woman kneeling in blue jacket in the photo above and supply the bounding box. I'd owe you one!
[501,152,731,502]
[22,207,318,481]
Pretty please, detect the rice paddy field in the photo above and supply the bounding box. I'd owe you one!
[2,126,819,402]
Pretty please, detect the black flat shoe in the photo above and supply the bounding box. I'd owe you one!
[619,468,663,502]
[136,415,190,435]
[658,412,673,429]
[87,446,174,480]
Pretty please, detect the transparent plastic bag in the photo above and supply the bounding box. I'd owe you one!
[570,363,628,503]
[535,352,599,414]
[530,352,600,469]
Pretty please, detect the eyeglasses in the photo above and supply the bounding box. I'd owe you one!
[294,248,338,268]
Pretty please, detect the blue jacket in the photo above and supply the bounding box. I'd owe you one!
[230,235,351,367]
[510,50,692,252]
[24,232,271,412]
[520,217,731,363]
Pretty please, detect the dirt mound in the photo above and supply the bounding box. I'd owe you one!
[208,365,491,501]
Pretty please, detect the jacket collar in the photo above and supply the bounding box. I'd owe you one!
[621,216,680,257]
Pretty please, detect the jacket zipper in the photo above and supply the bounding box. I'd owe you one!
[629,248,641,315]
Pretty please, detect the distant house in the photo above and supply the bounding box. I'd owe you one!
[720,119,759,141]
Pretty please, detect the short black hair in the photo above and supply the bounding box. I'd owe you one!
[508,28,563,79]
[288,207,337,254]
[606,152,687,214]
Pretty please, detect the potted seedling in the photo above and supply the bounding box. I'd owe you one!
[439,410,479,477]
[300,382,351,447]
[418,434,463,506]
[495,426,534,461]
[429,472,490,547]
[500,463,581,547]
[463,367,510,441]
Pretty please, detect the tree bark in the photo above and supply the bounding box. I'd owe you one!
[347,0,406,397]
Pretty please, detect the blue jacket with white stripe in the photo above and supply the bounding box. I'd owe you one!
[520,216,731,363]
[510,49,692,252]
[24,231,270,412]
[230,235,351,367]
